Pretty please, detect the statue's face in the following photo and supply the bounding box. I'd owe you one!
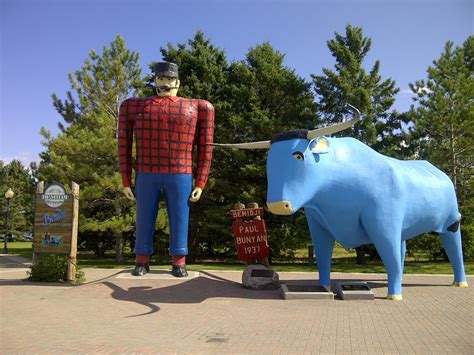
[155,76,180,96]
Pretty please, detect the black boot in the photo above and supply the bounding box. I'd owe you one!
[131,263,150,276]
[171,264,188,277]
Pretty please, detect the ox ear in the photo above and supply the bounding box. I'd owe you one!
[310,137,330,154]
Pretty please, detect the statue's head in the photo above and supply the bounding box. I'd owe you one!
[154,62,180,97]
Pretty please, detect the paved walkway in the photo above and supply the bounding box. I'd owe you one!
[1,254,473,354]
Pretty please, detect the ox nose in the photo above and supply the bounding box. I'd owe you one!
[267,201,294,215]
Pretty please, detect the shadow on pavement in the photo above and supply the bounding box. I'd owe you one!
[103,271,281,317]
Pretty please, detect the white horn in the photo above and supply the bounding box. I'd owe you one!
[307,104,361,140]
[210,140,271,149]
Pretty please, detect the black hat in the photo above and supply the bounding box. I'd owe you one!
[154,62,179,79]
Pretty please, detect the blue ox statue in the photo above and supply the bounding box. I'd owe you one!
[213,105,468,300]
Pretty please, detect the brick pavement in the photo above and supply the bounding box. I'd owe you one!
[1,254,473,354]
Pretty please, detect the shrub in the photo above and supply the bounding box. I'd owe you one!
[27,255,85,283]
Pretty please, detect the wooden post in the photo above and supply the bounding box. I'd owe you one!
[67,182,79,282]
[308,245,315,266]
[32,182,45,266]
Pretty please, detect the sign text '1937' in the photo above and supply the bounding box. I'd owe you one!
[232,219,269,260]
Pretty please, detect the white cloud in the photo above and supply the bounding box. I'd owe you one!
[416,87,433,95]
[399,87,433,97]
[400,89,414,96]
[0,152,41,166]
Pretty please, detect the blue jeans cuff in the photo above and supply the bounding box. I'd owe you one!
[134,248,153,256]
[169,248,188,256]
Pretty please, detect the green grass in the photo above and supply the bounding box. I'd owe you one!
[6,241,473,275]
[4,241,33,259]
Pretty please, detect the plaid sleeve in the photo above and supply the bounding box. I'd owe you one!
[118,99,135,188]
[194,100,215,189]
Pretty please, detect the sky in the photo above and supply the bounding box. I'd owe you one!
[1,0,472,166]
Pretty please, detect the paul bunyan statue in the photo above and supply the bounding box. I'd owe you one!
[118,62,214,277]
[213,105,468,300]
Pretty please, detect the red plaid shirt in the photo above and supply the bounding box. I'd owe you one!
[118,96,215,189]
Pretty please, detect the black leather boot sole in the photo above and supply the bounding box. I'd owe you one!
[131,263,150,276]
[171,265,188,277]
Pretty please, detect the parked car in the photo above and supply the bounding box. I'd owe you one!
[0,234,16,242]
[22,232,33,241]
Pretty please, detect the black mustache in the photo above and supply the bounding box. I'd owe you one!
[156,85,178,93]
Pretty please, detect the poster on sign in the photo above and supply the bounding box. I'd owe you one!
[232,219,269,260]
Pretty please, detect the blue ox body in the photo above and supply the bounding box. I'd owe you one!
[213,107,468,299]
[265,132,467,298]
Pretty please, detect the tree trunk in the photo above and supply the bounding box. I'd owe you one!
[355,246,365,265]
[449,123,457,190]
[115,232,124,264]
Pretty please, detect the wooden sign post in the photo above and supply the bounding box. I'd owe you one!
[230,202,270,267]
[32,181,79,281]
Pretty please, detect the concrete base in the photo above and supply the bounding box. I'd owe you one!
[117,269,200,280]
[280,281,334,300]
[333,281,374,300]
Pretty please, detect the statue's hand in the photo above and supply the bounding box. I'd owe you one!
[189,187,202,202]
[123,187,135,201]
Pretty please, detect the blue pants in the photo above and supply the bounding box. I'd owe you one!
[135,173,192,256]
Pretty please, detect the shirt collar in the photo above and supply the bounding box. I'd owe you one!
[156,95,179,102]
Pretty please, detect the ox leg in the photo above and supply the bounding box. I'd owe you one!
[401,240,406,275]
[306,215,334,287]
[362,212,403,299]
[371,236,404,300]
[362,215,404,299]
[440,229,467,286]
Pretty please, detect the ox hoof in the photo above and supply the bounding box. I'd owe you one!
[387,294,403,301]
[451,281,468,287]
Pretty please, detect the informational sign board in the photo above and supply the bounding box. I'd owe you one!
[33,182,79,281]
[233,219,269,260]
[231,203,269,261]
[34,184,73,254]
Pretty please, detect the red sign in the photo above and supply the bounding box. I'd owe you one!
[232,219,269,260]
[230,208,264,219]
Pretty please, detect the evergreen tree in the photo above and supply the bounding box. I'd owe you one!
[156,31,230,260]
[160,32,318,260]
[220,42,318,258]
[52,35,143,132]
[38,36,145,260]
[312,24,408,156]
[0,160,36,238]
[409,36,474,260]
[312,25,407,263]
[157,31,316,257]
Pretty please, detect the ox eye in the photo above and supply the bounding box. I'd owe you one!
[293,152,304,161]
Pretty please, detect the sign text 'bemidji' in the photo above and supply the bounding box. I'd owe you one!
[230,207,264,219]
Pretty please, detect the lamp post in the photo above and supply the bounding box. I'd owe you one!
[4,188,14,254]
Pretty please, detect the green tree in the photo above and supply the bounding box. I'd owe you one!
[312,25,406,150]
[219,42,318,259]
[156,31,231,260]
[52,35,144,132]
[409,36,474,260]
[312,24,407,263]
[160,32,318,260]
[0,160,36,238]
[38,35,145,261]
